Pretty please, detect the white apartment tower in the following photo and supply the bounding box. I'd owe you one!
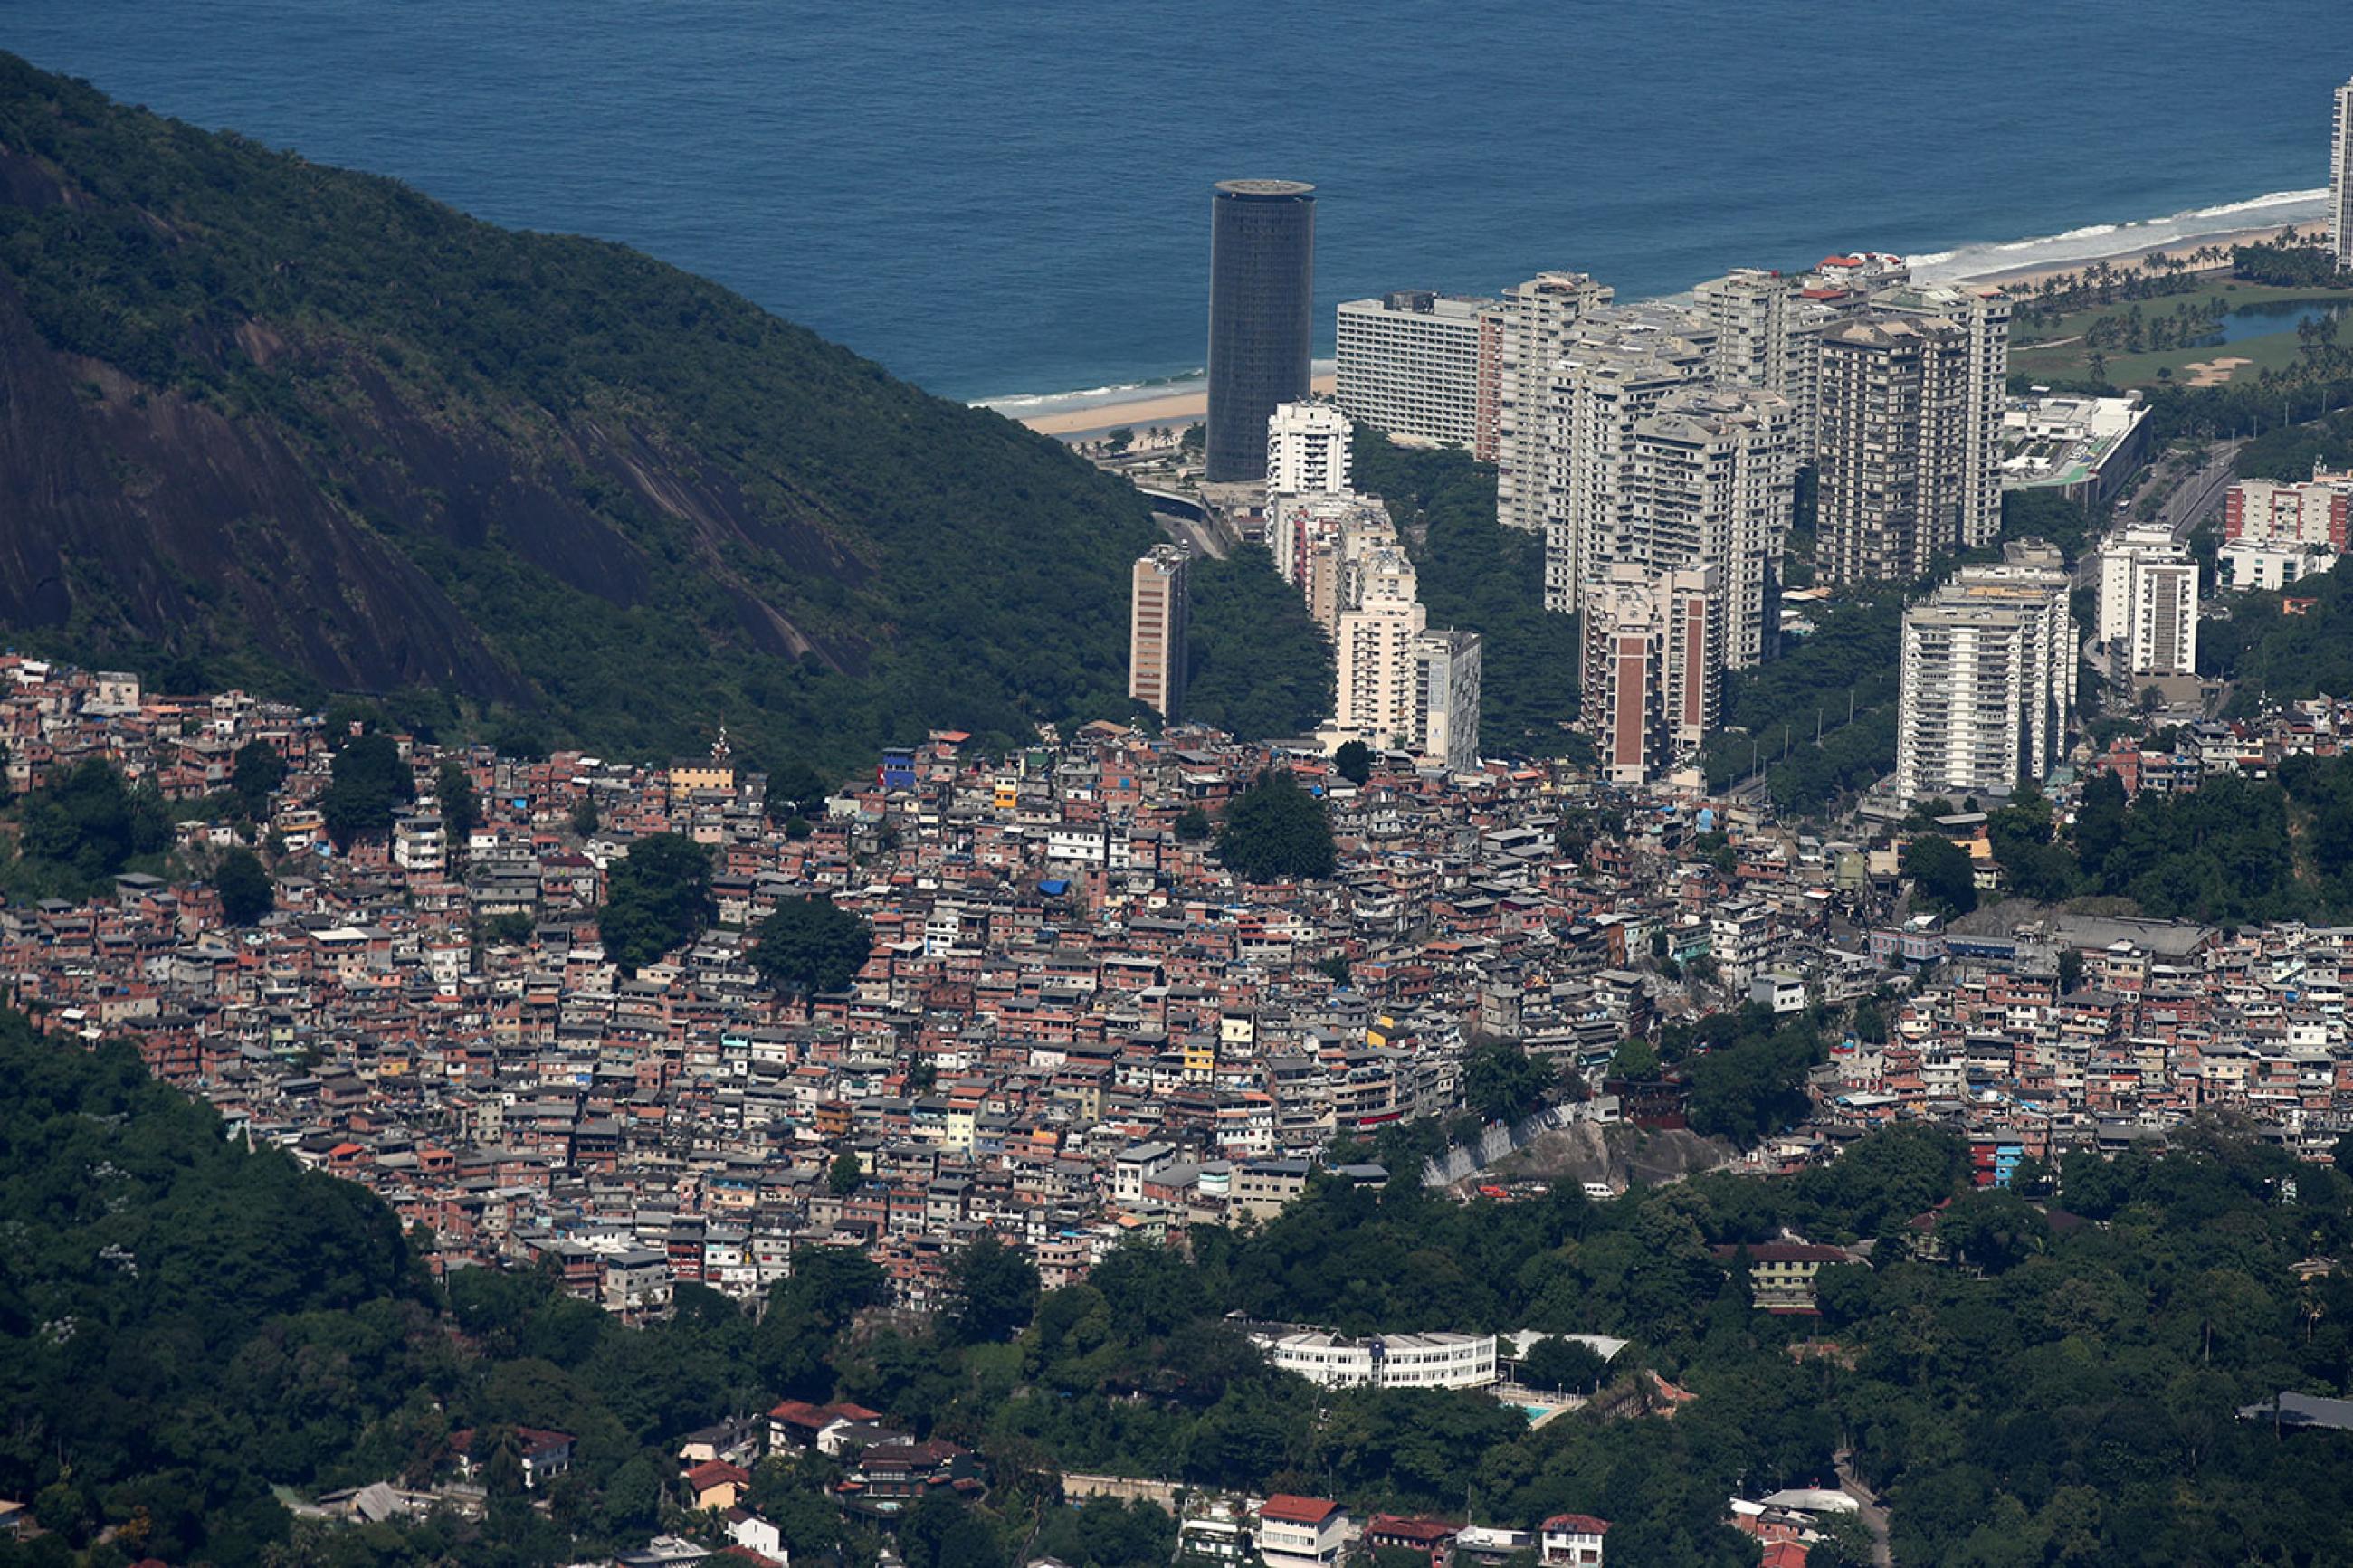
[1622,386,1798,669]
[1335,547,1427,747]
[1335,291,1506,457]
[1894,548,2074,806]
[1497,271,1615,533]
[1581,562,1723,786]
[2334,77,2353,269]
[1538,326,1707,613]
[2096,526,2198,679]
[1265,402,1353,498]
[1129,544,1191,717]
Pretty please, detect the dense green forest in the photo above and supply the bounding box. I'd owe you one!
[2231,406,2353,481]
[2205,552,2353,715]
[14,1011,2353,1567]
[1972,753,2353,925]
[1350,436,1583,755]
[0,54,1288,775]
[1182,546,1335,741]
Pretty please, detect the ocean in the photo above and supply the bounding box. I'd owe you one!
[4,0,2342,409]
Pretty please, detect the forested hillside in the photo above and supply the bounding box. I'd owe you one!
[0,54,1320,772]
[2206,550,2353,717]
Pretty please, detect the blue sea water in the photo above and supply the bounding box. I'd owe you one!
[4,0,2345,404]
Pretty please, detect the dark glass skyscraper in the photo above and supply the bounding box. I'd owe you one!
[1205,179,1315,484]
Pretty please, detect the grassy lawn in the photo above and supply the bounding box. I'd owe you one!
[2007,279,2347,388]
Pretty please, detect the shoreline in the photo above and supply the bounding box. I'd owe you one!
[1015,374,1335,439]
[1958,221,2298,290]
[997,201,2328,438]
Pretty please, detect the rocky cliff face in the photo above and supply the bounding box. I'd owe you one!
[0,275,529,696]
[0,53,1161,764]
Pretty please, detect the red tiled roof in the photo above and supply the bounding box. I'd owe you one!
[1543,1514,1613,1535]
[1262,1495,1343,1525]
[768,1398,830,1426]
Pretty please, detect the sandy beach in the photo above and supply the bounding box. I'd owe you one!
[1959,223,2296,292]
[1017,374,1336,437]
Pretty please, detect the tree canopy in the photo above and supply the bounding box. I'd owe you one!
[231,738,286,817]
[436,758,480,847]
[750,896,874,998]
[5,759,172,898]
[214,846,273,925]
[1214,770,1336,882]
[1463,1037,1552,1125]
[596,832,712,970]
[1182,545,1335,741]
[1901,833,1980,919]
[320,733,414,848]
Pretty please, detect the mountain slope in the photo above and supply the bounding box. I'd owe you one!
[0,54,1300,766]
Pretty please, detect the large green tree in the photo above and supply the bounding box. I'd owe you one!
[320,733,414,849]
[1463,1037,1551,1125]
[751,896,873,998]
[11,759,171,896]
[1215,770,1336,882]
[214,847,273,925]
[1519,1335,1608,1393]
[231,739,286,818]
[596,832,713,970]
[1900,833,1979,919]
[436,758,480,849]
[944,1234,1041,1345]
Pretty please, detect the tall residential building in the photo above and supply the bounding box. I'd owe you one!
[1335,291,1506,457]
[2226,472,2353,549]
[2335,77,2353,269]
[1537,323,1707,613]
[1335,547,1427,747]
[1621,386,1798,670]
[1268,490,1390,597]
[1496,271,1614,533]
[1692,268,1824,449]
[1206,180,1316,484]
[1580,562,1722,786]
[1815,314,1976,584]
[1873,283,2011,552]
[2096,526,2198,679]
[1129,545,1191,717]
[1265,401,1354,499]
[1894,547,2073,807]
[1414,628,1483,774]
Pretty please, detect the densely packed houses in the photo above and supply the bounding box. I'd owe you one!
[5,653,2348,1335]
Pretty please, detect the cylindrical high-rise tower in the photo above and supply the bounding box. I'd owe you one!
[1205,179,1315,485]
